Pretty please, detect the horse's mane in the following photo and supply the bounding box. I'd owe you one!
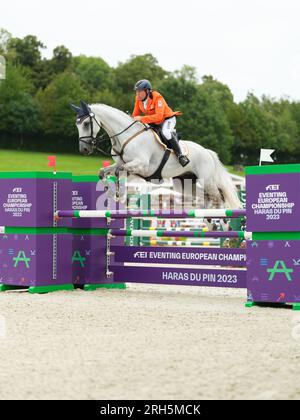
[90,103,134,125]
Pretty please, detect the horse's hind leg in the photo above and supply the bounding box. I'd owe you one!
[203,181,224,209]
[192,165,223,209]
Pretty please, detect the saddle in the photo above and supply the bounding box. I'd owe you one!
[148,123,182,150]
[148,124,189,160]
[143,124,189,182]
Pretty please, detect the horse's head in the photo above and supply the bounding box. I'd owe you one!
[70,101,102,156]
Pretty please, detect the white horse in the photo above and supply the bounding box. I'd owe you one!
[71,101,241,209]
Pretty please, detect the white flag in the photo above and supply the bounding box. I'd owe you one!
[260,149,275,166]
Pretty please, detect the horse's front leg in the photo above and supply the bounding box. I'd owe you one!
[98,162,119,180]
[122,158,150,178]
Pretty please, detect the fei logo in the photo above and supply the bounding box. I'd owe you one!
[12,188,22,193]
[266,185,280,191]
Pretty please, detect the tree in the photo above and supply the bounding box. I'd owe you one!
[36,71,87,137]
[0,28,11,55]
[8,35,45,67]
[261,97,299,162]
[229,94,277,164]
[158,67,234,163]
[186,87,234,163]
[290,101,300,160]
[5,34,49,91]
[0,64,40,137]
[200,75,235,115]
[51,46,73,74]
[158,66,199,109]
[74,55,116,100]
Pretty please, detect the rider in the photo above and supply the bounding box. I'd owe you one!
[132,79,190,167]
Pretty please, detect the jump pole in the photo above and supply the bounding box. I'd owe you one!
[55,209,246,219]
[108,229,252,240]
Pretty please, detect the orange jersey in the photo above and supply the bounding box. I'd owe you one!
[132,91,181,125]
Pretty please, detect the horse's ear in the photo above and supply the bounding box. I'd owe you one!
[70,103,82,114]
[80,101,90,115]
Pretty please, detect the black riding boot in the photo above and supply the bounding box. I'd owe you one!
[168,133,190,167]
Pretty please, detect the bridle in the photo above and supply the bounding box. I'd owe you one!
[78,112,111,157]
[78,112,147,160]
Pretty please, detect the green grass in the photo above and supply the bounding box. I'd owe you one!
[0,149,245,177]
[0,149,112,175]
[226,166,245,177]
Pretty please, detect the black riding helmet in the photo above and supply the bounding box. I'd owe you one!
[134,79,152,91]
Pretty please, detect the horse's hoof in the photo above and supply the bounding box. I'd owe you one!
[115,166,125,178]
[114,191,120,202]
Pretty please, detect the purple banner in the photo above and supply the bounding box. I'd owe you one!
[247,240,300,303]
[111,246,246,267]
[246,173,300,232]
[0,177,72,228]
[112,266,247,288]
[72,234,107,285]
[0,233,72,287]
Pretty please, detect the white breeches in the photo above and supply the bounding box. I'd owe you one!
[161,116,176,140]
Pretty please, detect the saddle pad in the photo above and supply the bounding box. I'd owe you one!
[179,141,189,157]
[151,130,189,157]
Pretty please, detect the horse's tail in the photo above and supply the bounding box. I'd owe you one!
[208,150,242,209]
